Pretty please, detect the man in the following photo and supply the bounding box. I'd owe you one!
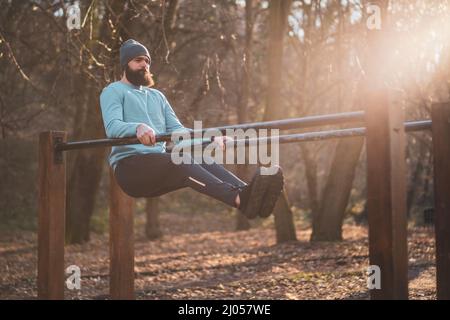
[100,39,283,219]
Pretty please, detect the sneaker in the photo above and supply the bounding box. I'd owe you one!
[238,167,271,219]
[258,166,284,218]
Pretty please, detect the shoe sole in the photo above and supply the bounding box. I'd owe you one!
[258,166,284,218]
[242,168,272,219]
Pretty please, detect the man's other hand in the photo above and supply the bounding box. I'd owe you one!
[213,135,233,150]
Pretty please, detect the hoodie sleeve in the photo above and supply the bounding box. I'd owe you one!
[100,86,142,138]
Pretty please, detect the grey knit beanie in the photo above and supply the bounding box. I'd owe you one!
[119,39,151,69]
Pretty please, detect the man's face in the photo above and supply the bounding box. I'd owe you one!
[125,55,153,87]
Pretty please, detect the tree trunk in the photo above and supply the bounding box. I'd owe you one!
[234,0,254,231]
[66,86,108,243]
[310,76,365,242]
[142,0,180,234]
[264,0,293,122]
[300,144,319,215]
[145,197,163,240]
[311,0,389,242]
[294,2,319,220]
[264,0,296,243]
[66,0,130,244]
[164,0,180,31]
[274,189,297,243]
[310,137,364,241]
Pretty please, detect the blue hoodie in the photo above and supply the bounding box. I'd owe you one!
[100,81,196,171]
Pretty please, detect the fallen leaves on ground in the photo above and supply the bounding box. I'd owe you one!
[0,211,437,300]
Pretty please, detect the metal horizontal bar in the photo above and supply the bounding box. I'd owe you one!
[55,117,431,152]
[404,119,432,132]
[55,111,365,151]
[216,120,432,146]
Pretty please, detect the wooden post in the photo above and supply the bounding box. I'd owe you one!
[38,131,67,299]
[109,168,135,299]
[431,102,450,300]
[365,90,408,300]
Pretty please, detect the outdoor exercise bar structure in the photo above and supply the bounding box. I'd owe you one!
[38,103,450,300]
[55,118,432,152]
[54,111,366,152]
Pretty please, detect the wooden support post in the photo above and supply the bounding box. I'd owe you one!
[365,90,408,300]
[38,131,67,299]
[431,102,450,300]
[109,168,135,299]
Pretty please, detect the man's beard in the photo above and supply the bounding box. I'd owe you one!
[125,66,154,87]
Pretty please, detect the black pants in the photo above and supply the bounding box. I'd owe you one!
[114,153,247,208]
